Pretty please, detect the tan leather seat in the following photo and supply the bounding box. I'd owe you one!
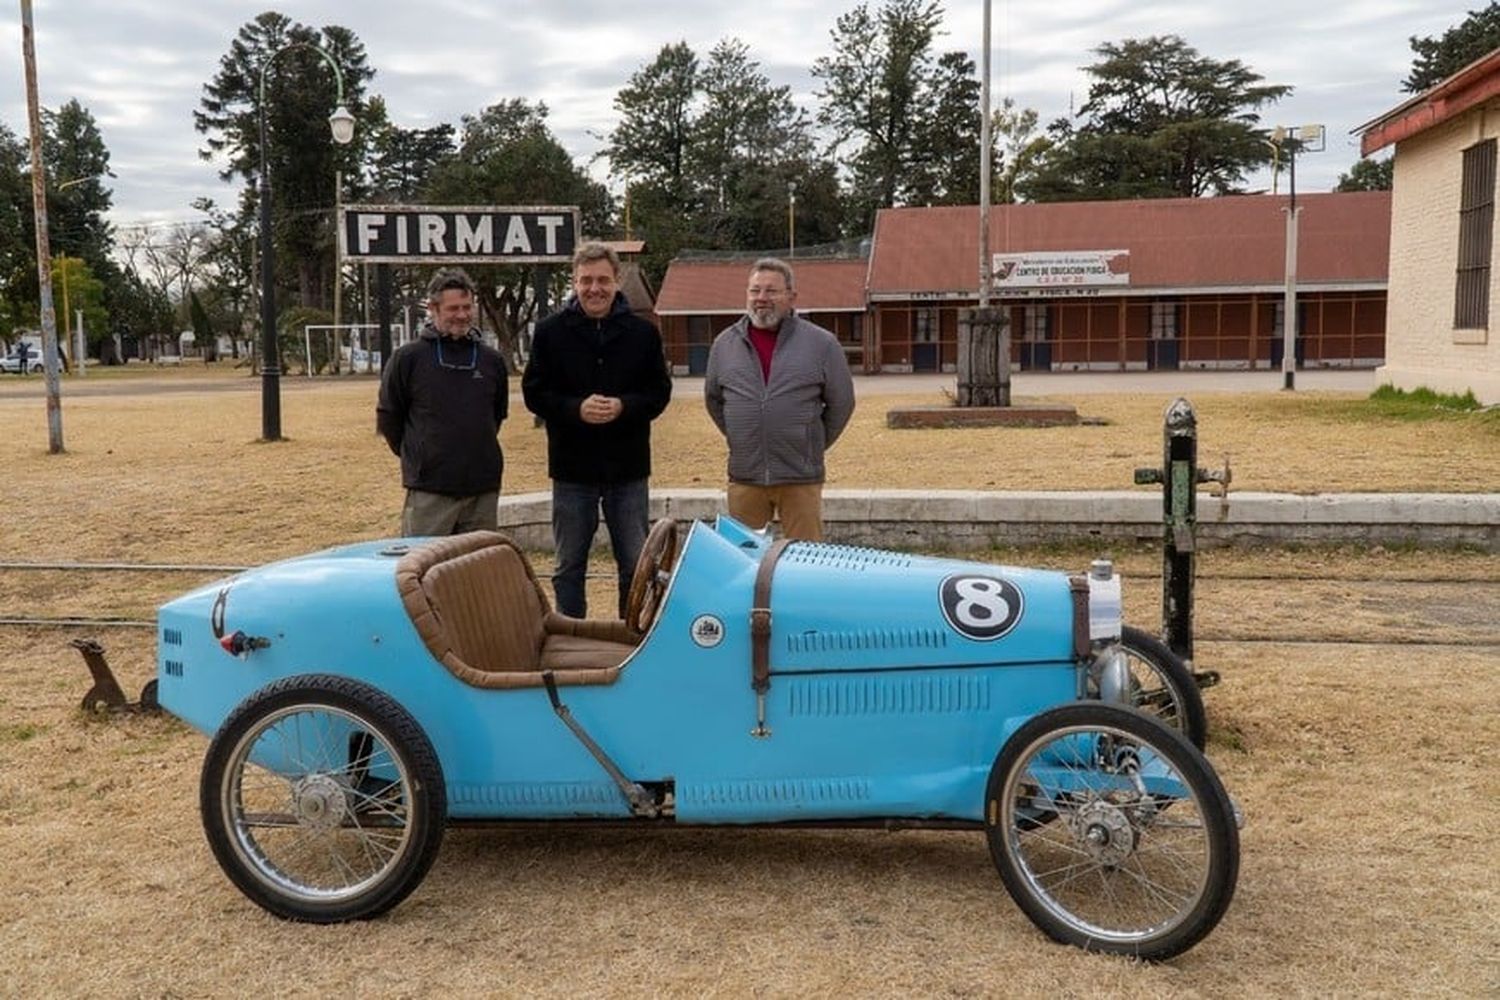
[395,532,637,689]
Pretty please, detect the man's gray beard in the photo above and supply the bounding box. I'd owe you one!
[749,308,782,328]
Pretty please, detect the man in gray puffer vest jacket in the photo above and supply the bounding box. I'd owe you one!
[704,257,855,540]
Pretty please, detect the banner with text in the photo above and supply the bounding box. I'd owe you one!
[992,250,1130,289]
[340,205,581,264]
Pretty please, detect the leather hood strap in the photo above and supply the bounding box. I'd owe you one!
[750,539,792,693]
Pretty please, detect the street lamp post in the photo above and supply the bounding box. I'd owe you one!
[787,180,797,257]
[1268,124,1325,391]
[257,42,355,440]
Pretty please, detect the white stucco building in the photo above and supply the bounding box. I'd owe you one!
[1359,49,1500,404]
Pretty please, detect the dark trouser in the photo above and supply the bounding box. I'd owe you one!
[551,478,649,619]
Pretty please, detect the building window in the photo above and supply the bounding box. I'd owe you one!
[914,308,937,343]
[1022,305,1049,342]
[1150,302,1179,340]
[1455,138,1495,329]
[687,316,711,344]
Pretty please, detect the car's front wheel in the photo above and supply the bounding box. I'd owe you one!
[200,674,446,922]
[985,703,1238,960]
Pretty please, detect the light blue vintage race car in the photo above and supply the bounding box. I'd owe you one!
[157,516,1238,960]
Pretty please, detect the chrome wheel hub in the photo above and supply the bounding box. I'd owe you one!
[1071,800,1135,866]
[291,774,349,831]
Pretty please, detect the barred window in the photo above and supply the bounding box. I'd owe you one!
[1150,301,1179,340]
[1455,139,1495,329]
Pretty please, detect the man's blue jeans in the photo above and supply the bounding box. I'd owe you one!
[551,478,649,619]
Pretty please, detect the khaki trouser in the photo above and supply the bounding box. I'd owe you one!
[401,489,499,536]
[726,482,824,541]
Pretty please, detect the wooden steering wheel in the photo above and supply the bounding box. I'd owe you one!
[625,518,680,634]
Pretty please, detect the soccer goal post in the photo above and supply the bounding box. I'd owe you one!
[302,323,408,375]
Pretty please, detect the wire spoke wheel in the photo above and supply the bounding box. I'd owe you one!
[986,703,1237,960]
[200,675,445,922]
[1117,625,1208,748]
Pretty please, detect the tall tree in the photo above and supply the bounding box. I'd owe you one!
[813,0,944,228]
[607,42,699,204]
[195,12,374,310]
[50,255,106,358]
[1024,35,1289,201]
[364,95,456,201]
[104,266,173,363]
[193,197,257,358]
[0,121,31,341]
[608,39,840,277]
[994,98,1045,204]
[1406,3,1500,93]
[42,100,113,269]
[424,99,611,366]
[691,39,831,251]
[906,50,991,206]
[1335,157,1394,192]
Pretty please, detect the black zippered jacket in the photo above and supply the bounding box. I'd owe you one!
[522,294,672,484]
[376,326,509,496]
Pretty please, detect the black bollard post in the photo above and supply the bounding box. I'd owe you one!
[1134,397,1227,664]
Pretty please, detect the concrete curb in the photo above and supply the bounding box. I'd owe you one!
[498,489,1500,552]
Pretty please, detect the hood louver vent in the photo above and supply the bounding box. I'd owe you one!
[781,542,914,573]
[786,627,947,654]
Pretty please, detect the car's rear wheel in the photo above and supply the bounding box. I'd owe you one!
[985,703,1238,960]
[200,674,446,922]
[1117,625,1207,748]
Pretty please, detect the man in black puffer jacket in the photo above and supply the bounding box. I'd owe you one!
[523,243,672,619]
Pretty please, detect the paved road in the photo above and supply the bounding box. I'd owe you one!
[0,367,1378,400]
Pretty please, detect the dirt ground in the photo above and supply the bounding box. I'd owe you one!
[1,369,1498,996]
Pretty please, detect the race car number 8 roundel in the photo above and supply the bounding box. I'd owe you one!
[938,574,1023,641]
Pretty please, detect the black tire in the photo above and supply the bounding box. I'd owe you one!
[1117,625,1208,749]
[985,703,1238,960]
[200,674,446,922]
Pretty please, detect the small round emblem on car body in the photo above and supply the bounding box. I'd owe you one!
[690,614,725,648]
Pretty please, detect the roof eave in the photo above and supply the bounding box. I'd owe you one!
[1358,48,1500,156]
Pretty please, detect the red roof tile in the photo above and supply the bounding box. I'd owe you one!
[656,258,869,314]
[868,192,1390,297]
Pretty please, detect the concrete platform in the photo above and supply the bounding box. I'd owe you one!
[885,404,1080,428]
[498,489,1500,552]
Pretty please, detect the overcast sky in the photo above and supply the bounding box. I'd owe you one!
[0,1,1464,233]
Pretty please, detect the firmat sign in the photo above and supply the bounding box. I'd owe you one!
[340,205,580,264]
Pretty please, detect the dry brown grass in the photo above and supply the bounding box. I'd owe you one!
[1,369,1495,565]
[1,369,1498,996]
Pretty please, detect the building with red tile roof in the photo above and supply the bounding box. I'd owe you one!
[656,257,869,373]
[654,192,1390,374]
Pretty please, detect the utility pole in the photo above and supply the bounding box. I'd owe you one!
[1268,124,1324,391]
[20,0,64,452]
[956,0,1008,407]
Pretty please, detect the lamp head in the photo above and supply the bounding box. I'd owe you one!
[329,105,356,145]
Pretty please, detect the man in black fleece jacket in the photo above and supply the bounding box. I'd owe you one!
[523,243,672,619]
[376,268,509,535]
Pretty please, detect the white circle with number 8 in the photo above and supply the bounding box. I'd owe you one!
[939,574,1024,641]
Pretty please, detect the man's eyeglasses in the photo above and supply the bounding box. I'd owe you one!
[434,338,478,371]
[747,286,788,297]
